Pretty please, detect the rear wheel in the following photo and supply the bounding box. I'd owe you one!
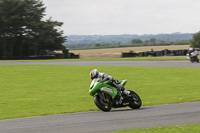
[128,90,142,109]
[94,92,112,112]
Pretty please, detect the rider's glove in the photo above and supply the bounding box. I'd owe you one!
[108,75,113,83]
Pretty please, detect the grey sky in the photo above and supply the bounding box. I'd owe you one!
[42,0,200,35]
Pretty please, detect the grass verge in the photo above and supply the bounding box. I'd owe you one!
[111,124,200,133]
[0,65,200,119]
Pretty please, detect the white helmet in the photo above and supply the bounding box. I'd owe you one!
[90,69,99,80]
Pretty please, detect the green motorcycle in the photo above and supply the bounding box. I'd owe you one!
[89,78,142,112]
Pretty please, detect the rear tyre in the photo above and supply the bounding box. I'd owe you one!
[94,93,112,112]
[128,90,142,109]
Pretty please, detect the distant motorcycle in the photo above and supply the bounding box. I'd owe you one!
[89,78,142,112]
[186,52,199,63]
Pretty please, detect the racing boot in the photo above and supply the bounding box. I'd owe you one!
[121,87,131,97]
[112,80,131,96]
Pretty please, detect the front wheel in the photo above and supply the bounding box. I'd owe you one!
[128,90,142,109]
[94,93,112,112]
[190,58,194,63]
[197,58,199,63]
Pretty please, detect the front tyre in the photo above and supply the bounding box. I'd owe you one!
[197,58,199,63]
[128,90,142,109]
[94,94,112,112]
[190,58,194,63]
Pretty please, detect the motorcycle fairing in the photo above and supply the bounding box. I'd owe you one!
[100,87,117,99]
[89,78,118,99]
[120,80,127,86]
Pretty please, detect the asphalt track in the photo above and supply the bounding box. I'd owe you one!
[0,60,200,133]
[0,102,200,133]
[0,60,200,68]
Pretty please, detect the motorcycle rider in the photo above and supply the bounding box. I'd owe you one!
[186,48,199,63]
[187,48,195,57]
[90,69,130,96]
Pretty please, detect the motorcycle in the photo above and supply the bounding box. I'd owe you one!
[186,52,199,63]
[89,78,142,112]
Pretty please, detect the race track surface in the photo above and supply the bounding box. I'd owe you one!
[0,102,200,133]
[1,60,200,68]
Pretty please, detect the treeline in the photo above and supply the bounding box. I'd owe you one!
[67,33,193,45]
[0,0,66,59]
[66,40,190,50]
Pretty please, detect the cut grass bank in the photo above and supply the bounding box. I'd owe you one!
[0,65,200,119]
[111,124,200,133]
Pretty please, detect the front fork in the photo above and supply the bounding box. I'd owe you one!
[99,91,111,103]
[98,90,122,106]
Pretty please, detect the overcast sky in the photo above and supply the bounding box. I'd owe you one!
[42,0,200,35]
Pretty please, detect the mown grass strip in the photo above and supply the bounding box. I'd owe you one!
[111,124,200,133]
[0,65,200,119]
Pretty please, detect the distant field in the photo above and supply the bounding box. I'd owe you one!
[70,45,189,58]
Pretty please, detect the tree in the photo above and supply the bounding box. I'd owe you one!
[149,38,156,43]
[34,18,66,54]
[131,39,142,44]
[190,31,200,48]
[0,0,66,59]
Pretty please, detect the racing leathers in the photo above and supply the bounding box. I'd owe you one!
[98,72,130,95]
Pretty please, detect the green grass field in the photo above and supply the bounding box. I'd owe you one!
[111,124,200,133]
[0,65,200,120]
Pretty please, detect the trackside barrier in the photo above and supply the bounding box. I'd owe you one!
[121,49,190,57]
